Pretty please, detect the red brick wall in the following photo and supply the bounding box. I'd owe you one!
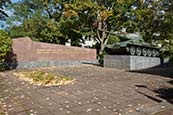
[12,37,96,62]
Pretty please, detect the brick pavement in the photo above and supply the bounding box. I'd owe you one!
[154,107,173,115]
[0,65,172,115]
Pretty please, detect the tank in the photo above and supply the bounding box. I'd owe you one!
[100,29,160,57]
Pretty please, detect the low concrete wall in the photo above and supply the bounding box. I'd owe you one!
[104,55,169,70]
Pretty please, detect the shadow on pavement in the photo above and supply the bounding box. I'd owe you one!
[153,87,173,104]
[135,82,173,104]
[132,62,173,104]
[135,85,163,103]
[82,62,102,67]
[129,62,173,78]
[168,80,173,85]
[136,90,163,103]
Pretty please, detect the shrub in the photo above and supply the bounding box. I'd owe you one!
[0,30,12,70]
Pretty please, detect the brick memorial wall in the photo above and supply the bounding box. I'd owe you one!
[12,37,97,68]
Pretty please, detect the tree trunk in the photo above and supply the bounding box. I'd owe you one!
[98,41,104,55]
[95,20,109,63]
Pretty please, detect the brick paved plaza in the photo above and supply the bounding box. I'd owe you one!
[0,65,172,115]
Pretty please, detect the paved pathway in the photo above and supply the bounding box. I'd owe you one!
[154,107,173,115]
[0,65,172,115]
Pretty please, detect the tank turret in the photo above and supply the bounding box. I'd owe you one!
[99,29,160,57]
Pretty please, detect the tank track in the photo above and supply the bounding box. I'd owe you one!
[105,45,160,57]
[126,45,160,57]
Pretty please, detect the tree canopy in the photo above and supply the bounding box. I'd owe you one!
[2,0,173,58]
[0,0,11,20]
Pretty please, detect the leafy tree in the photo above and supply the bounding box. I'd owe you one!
[157,0,173,58]
[38,19,66,44]
[0,0,11,28]
[7,1,61,43]
[134,0,173,58]
[109,0,173,58]
[63,0,114,55]
[0,30,12,70]
[5,0,173,59]
[0,0,11,20]
[6,0,114,50]
[7,0,80,45]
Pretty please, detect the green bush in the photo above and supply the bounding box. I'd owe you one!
[0,30,12,70]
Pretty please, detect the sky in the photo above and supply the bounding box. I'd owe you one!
[0,0,20,29]
[11,0,20,3]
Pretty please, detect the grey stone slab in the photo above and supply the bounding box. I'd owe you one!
[48,61,55,66]
[55,61,63,66]
[104,55,169,70]
[104,55,130,69]
[15,59,98,68]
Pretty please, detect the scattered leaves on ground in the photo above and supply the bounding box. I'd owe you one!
[0,105,5,115]
[13,70,75,86]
